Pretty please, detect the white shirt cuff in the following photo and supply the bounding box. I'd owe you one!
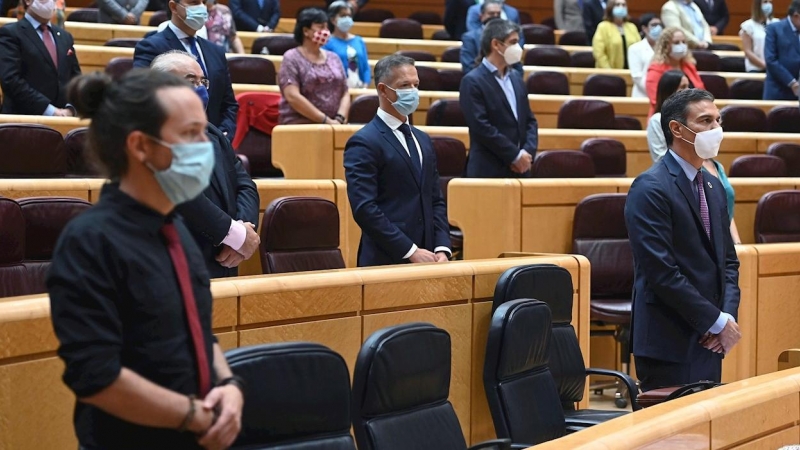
[434,246,452,256]
[512,149,529,164]
[257,25,265,32]
[707,312,734,335]
[403,244,418,260]
[43,104,56,116]
[221,219,247,251]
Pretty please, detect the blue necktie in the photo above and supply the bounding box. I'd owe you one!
[398,123,422,175]
[185,37,208,77]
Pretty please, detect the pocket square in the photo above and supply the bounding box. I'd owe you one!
[67,48,73,56]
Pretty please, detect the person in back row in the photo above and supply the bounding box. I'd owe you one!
[592,0,641,69]
[323,0,370,88]
[739,0,778,73]
[460,0,503,73]
[228,0,279,32]
[460,19,538,178]
[628,13,662,98]
[763,0,800,100]
[661,0,712,48]
[646,27,705,116]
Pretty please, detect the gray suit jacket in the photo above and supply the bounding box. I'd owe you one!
[97,0,148,24]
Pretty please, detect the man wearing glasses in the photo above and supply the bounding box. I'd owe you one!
[151,50,261,278]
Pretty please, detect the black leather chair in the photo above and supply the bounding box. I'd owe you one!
[225,342,356,449]
[492,265,640,429]
[484,299,566,446]
[352,323,511,450]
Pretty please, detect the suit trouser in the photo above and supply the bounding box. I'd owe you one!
[635,351,722,392]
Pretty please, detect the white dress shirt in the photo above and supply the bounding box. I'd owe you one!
[628,38,655,98]
[481,58,530,164]
[375,107,452,260]
[167,22,209,71]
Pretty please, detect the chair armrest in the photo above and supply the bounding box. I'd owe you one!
[585,367,641,411]
[510,444,533,449]
[468,438,513,450]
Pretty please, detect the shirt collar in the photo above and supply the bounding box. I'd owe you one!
[168,21,191,41]
[669,149,701,181]
[482,58,510,79]
[24,13,46,30]
[99,183,175,235]
[376,107,407,130]
[788,17,798,33]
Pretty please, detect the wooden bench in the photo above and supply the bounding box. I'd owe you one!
[0,254,590,448]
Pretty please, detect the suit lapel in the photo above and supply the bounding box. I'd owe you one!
[706,177,726,264]
[20,19,57,73]
[208,130,228,202]
[480,65,516,121]
[373,117,422,188]
[512,73,526,139]
[665,153,713,250]
[52,27,67,78]
[785,20,800,57]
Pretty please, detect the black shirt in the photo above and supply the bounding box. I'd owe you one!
[47,183,215,450]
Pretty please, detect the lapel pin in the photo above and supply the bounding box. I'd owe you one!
[707,181,712,189]
[56,32,60,36]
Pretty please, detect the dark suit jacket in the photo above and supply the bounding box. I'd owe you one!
[228,0,279,31]
[460,63,538,178]
[693,0,729,34]
[764,19,800,100]
[0,18,81,115]
[133,26,239,137]
[444,0,473,40]
[344,115,451,267]
[176,124,259,278]
[582,0,605,39]
[624,152,740,364]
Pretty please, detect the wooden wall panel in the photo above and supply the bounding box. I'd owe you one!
[710,393,799,449]
[729,425,800,450]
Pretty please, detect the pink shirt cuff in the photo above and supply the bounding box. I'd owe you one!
[222,220,247,251]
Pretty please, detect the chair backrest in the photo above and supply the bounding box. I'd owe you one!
[729,79,763,100]
[61,127,102,177]
[521,11,536,24]
[492,265,588,407]
[432,30,452,40]
[709,43,740,51]
[583,74,626,97]
[438,69,463,92]
[416,66,442,91]
[227,56,276,85]
[0,124,65,177]
[767,143,800,177]
[148,10,168,26]
[531,150,595,178]
[754,191,800,243]
[580,138,626,176]
[572,194,633,300]
[103,38,141,48]
[260,197,345,274]
[251,35,298,55]
[0,197,30,298]
[348,94,380,124]
[729,155,788,177]
[484,299,566,445]
[352,322,468,450]
[767,106,800,133]
[524,46,570,66]
[354,8,395,22]
[526,71,569,95]
[379,18,423,39]
[557,99,615,129]
[521,24,555,44]
[431,136,467,203]
[569,51,595,67]
[692,51,720,71]
[613,115,642,130]
[699,74,729,99]
[226,342,356,450]
[105,57,134,81]
[408,11,442,24]
[426,99,466,126]
[720,56,745,72]
[66,8,97,22]
[720,105,767,132]
[441,46,461,63]
[558,31,588,46]
[396,50,436,62]
[233,92,282,177]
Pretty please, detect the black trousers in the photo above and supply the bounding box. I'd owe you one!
[635,352,722,392]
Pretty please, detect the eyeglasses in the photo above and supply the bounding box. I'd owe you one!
[185,75,210,89]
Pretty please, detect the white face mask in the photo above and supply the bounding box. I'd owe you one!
[501,42,522,65]
[670,43,688,59]
[679,123,723,159]
[29,0,55,19]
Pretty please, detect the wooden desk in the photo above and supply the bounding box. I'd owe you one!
[0,255,590,448]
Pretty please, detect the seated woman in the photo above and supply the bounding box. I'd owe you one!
[645,27,704,116]
[205,0,245,53]
[323,1,370,88]
[278,8,350,125]
[740,0,779,72]
[591,0,640,69]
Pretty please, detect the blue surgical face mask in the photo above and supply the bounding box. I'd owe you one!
[649,24,662,39]
[336,16,354,32]
[147,137,215,205]
[384,84,419,117]
[178,3,208,31]
[195,85,209,110]
[612,6,627,18]
[761,2,773,16]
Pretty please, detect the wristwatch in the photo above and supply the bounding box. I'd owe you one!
[217,375,246,396]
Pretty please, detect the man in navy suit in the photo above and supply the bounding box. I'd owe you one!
[133,0,238,139]
[764,0,800,100]
[460,19,538,178]
[693,0,729,35]
[461,0,502,73]
[151,51,260,279]
[0,0,81,115]
[465,0,520,33]
[625,89,741,391]
[229,0,279,32]
[344,54,451,267]
[582,0,606,39]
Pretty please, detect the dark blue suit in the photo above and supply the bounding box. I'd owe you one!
[460,30,524,74]
[229,0,280,32]
[460,63,538,178]
[624,152,740,389]
[764,18,800,100]
[133,26,239,138]
[466,3,520,32]
[344,115,451,267]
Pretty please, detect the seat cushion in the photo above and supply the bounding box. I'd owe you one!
[365,403,466,450]
[590,298,631,323]
[564,408,627,427]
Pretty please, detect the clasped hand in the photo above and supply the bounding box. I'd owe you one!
[699,319,741,355]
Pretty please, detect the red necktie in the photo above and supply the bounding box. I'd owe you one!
[161,223,212,397]
[39,24,58,69]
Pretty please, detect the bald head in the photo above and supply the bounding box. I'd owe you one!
[150,50,204,83]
